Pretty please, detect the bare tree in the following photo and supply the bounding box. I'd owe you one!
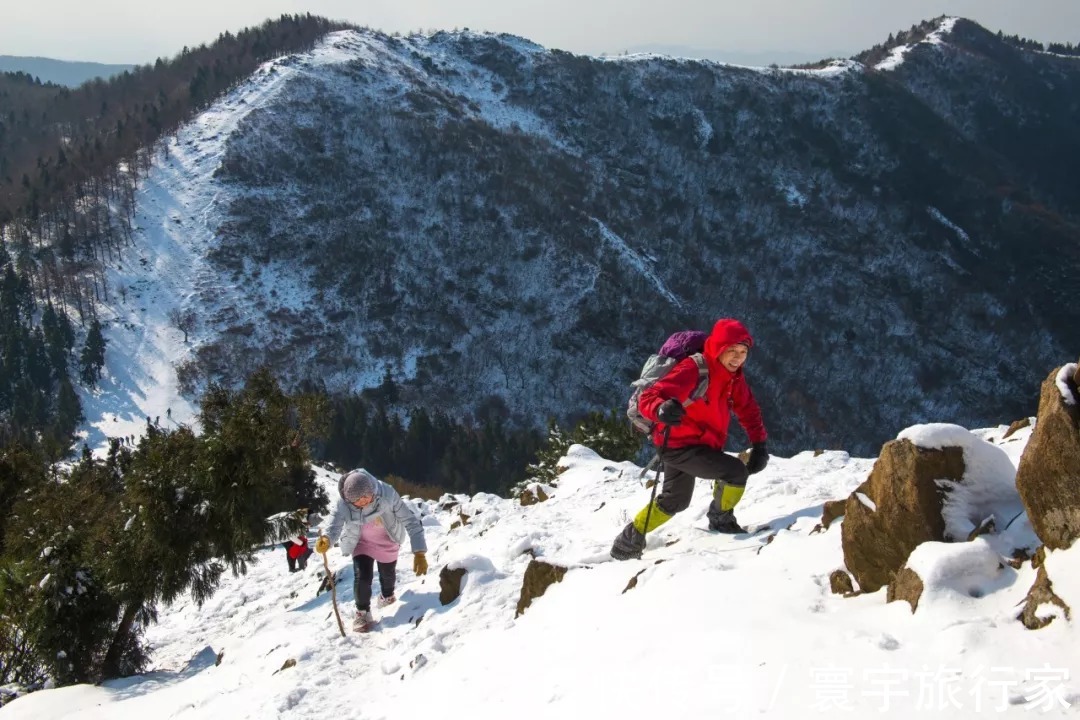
[167,307,197,343]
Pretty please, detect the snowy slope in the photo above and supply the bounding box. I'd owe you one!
[7,421,1079,719]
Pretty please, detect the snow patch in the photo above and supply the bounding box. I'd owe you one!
[928,206,972,246]
[1056,364,1078,406]
[876,17,959,71]
[780,182,808,208]
[592,218,682,308]
[904,538,1012,608]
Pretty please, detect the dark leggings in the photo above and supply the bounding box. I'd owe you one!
[352,554,397,611]
[656,445,749,516]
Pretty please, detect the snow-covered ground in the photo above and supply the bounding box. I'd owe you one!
[22,18,1076,719]
[7,420,1079,719]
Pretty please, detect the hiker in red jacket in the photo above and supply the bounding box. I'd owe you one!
[284,534,312,572]
[611,318,769,560]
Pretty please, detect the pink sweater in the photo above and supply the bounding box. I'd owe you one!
[353,518,400,563]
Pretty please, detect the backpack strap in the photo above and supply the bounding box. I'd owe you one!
[682,353,709,406]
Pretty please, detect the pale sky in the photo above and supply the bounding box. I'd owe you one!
[3,0,1079,65]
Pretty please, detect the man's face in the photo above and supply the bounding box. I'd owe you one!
[719,344,749,372]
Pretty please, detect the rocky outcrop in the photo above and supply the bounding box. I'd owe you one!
[1001,418,1031,440]
[449,512,471,531]
[841,440,962,592]
[519,485,549,506]
[820,499,847,531]
[1015,364,1080,551]
[515,560,567,618]
[439,566,467,605]
[886,567,925,612]
[829,569,856,596]
[1019,549,1071,629]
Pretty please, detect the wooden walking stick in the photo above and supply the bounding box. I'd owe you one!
[317,540,346,638]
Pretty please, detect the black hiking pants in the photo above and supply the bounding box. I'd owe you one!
[353,554,397,611]
[656,445,749,516]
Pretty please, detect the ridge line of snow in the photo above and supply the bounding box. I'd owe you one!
[875,16,959,72]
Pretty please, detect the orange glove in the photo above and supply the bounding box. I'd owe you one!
[413,551,428,576]
[315,535,331,554]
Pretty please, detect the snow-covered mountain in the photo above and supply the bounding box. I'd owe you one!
[8,422,1080,719]
[87,16,1080,458]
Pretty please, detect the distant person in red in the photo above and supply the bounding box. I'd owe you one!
[611,318,769,560]
[283,534,312,572]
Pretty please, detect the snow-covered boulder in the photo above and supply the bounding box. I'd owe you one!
[519,483,551,506]
[886,538,1011,612]
[841,424,1020,593]
[1015,363,1080,551]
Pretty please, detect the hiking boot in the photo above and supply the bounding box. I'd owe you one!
[707,506,746,534]
[610,521,646,561]
[376,593,396,608]
[352,610,376,633]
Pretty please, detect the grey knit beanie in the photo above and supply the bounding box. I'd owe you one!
[341,469,376,502]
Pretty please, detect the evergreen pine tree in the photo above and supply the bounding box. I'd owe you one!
[3,448,124,684]
[569,409,642,463]
[48,375,84,453]
[521,419,571,488]
[78,319,106,386]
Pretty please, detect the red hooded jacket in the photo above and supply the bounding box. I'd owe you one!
[638,319,767,450]
[287,536,309,559]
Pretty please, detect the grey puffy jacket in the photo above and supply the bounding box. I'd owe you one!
[322,469,427,556]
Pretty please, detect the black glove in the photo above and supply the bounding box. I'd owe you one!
[657,399,686,426]
[746,442,769,474]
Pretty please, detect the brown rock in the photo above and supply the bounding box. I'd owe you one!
[829,569,855,596]
[967,516,996,541]
[1018,549,1071,629]
[439,566,467,605]
[1015,366,1080,551]
[1001,418,1031,440]
[519,485,549,506]
[841,440,962,593]
[821,499,847,530]
[622,569,647,594]
[515,559,568,618]
[886,567,924,612]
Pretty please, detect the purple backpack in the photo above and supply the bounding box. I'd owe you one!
[626,330,710,434]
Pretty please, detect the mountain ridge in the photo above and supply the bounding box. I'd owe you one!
[0,55,134,87]
[89,16,1079,456]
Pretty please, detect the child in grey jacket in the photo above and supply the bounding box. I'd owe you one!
[316,469,428,632]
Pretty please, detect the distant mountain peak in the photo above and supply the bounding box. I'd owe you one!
[0,55,133,87]
[84,20,1080,456]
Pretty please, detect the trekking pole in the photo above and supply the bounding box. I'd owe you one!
[641,426,671,554]
[318,546,346,638]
